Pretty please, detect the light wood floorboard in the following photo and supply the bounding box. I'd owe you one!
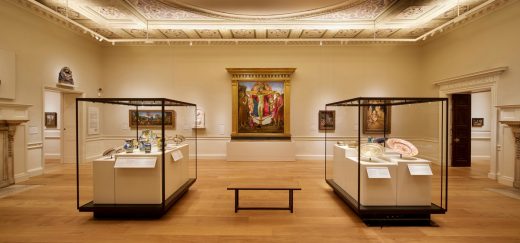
[0,159,519,242]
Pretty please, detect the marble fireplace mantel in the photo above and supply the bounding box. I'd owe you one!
[0,102,31,188]
[498,105,520,189]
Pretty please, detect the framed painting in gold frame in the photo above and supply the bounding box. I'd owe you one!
[228,68,295,139]
[362,104,391,134]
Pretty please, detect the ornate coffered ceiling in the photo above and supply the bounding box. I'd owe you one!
[14,0,514,45]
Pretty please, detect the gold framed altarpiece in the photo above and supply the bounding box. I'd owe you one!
[227,68,295,139]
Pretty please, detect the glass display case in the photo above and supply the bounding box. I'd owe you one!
[75,98,197,218]
[324,97,448,225]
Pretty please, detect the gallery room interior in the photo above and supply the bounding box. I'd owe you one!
[1,0,520,241]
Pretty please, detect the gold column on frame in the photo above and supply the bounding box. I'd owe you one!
[227,68,296,139]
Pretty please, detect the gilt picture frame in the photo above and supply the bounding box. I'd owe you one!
[228,68,295,139]
[362,104,391,134]
[319,110,335,130]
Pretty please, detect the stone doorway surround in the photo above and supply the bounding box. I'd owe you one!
[434,66,507,181]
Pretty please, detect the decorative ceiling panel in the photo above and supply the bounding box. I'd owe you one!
[21,0,513,45]
[300,30,327,38]
[230,29,255,38]
[395,6,435,20]
[304,0,395,20]
[196,29,222,38]
[160,29,190,38]
[128,0,217,20]
[333,29,363,38]
[267,29,291,39]
[355,28,399,38]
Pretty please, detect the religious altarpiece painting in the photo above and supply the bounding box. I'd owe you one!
[227,68,295,139]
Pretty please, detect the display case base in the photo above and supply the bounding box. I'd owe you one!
[326,179,445,226]
[79,178,196,218]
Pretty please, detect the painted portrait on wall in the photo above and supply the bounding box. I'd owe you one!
[363,104,391,134]
[319,110,335,130]
[237,81,285,134]
[228,68,295,139]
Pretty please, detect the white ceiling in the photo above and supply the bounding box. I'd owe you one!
[19,0,510,45]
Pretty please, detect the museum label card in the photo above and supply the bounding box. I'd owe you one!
[172,150,184,161]
[366,167,391,179]
[114,157,156,168]
[408,164,433,175]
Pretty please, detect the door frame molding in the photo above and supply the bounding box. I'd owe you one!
[434,67,507,179]
[42,86,84,166]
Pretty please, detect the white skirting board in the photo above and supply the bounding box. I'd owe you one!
[226,141,296,161]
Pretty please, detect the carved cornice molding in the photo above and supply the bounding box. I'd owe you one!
[435,66,507,91]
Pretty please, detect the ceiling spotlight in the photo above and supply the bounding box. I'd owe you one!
[319,41,323,46]
[189,41,193,46]
[112,42,115,46]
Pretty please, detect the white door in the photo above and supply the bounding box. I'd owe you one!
[62,93,81,163]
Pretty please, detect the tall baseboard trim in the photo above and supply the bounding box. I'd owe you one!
[296,155,332,161]
[193,154,226,160]
[498,176,514,187]
[472,155,491,160]
[45,154,61,160]
[27,167,43,177]
[14,172,29,183]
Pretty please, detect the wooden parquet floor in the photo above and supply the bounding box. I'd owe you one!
[0,159,519,242]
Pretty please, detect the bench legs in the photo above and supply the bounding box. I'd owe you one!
[234,189,239,213]
[233,189,295,213]
[289,189,293,213]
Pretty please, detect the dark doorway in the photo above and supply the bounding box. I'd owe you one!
[451,94,471,167]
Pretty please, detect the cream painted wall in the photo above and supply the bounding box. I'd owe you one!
[471,92,491,160]
[43,90,61,159]
[421,1,520,185]
[99,45,441,160]
[421,1,520,105]
[1,0,516,184]
[0,1,102,179]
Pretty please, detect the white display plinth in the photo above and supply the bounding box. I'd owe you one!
[332,144,432,206]
[333,145,397,206]
[93,144,189,204]
[391,157,432,206]
[226,140,295,161]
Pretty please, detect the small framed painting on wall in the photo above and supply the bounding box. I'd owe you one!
[472,118,484,127]
[319,110,335,130]
[45,112,57,128]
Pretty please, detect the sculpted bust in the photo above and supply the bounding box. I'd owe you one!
[58,66,74,85]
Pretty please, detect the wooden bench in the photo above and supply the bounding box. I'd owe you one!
[227,182,301,213]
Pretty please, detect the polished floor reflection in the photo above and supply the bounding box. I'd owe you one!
[0,159,519,242]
